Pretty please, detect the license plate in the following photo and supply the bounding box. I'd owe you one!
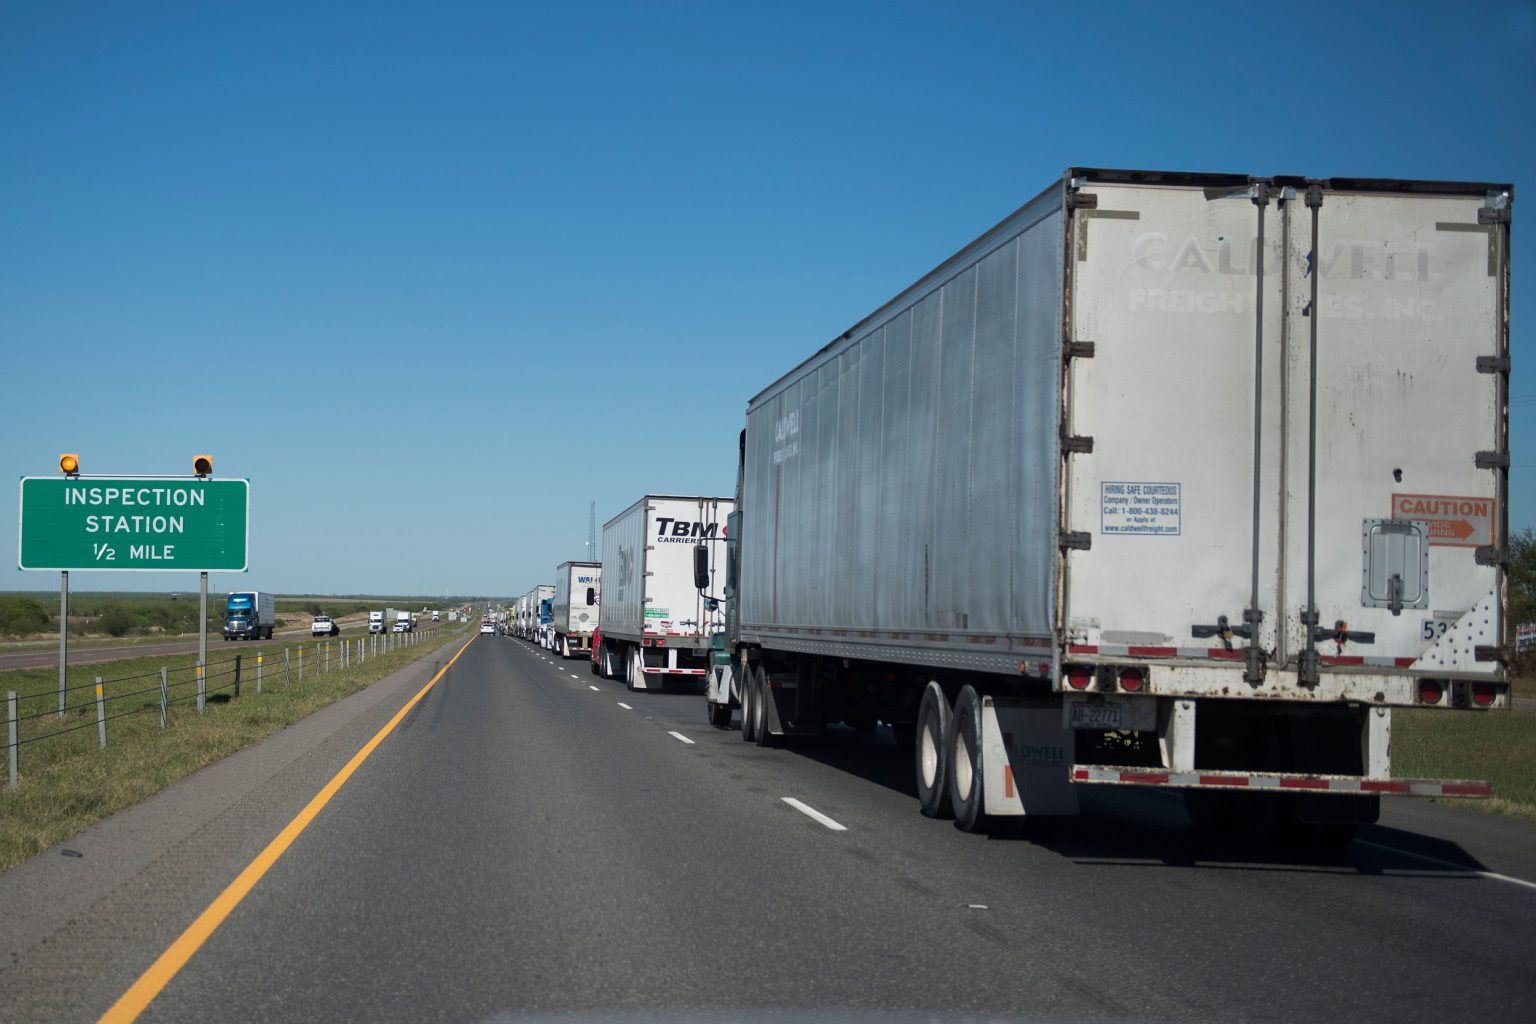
[1068,702,1122,730]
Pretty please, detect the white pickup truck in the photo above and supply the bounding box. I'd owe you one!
[311,615,339,637]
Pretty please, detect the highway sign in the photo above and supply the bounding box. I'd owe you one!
[18,477,249,572]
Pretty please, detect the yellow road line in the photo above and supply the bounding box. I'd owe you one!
[99,634,479,1024]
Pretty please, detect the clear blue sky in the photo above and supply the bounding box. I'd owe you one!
[2,0,1532,597]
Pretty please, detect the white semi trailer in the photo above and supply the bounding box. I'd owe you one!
[517,585,553,641]
[707,168,1512,842]
[551,561,602,658]
[599,495,734,689]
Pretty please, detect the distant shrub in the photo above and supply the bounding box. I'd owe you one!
[99,605,135,637]
[0,596,52,636]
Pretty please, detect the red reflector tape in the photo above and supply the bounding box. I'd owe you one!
[1200,774,1250,787]
[1127,646,1177,658]
[1361,780,1411,794]
[1279,777,1332,790]
[1443,784,1494,797]
[1120,771,1169,784]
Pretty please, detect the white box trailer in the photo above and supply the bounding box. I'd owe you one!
[723,168,1512,839]
[513,592,530,638]
[519,585,553,641]
[551,561,602,658]
[599,495,734,689]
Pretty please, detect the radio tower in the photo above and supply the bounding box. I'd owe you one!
[587,500,597,561]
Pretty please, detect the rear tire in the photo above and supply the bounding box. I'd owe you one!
[949,685,990,833]
[752,665,775,747]
[707,690,732,728]
[916,682,953,819]
[740,665,759,742]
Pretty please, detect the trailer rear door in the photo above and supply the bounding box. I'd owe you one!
[1062,174,1509,683]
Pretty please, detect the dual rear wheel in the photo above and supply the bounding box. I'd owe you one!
[914,682,990,833]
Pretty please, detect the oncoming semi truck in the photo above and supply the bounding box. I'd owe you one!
[702,168,1513,842]
[223,591,275,641]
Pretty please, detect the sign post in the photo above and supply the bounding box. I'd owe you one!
[199,571,209,674]
[58,571,68,717]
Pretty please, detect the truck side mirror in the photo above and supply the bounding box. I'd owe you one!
[693,544,710,590]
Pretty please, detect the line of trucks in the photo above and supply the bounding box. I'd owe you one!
[367,609,416,633]
[506,168,1514,843]
[224,595,424,641]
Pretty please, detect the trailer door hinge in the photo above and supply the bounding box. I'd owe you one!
[1066,192,1098,210]
[1062,435,1094,455]
[1478,206,1511,225]
[1475,545,1503,568]
[1060,532,1092,552]
[1474,645,1505,663]
[1475,450,1509,469]
[1476,355,1511,374]
[1064,341,1095,360]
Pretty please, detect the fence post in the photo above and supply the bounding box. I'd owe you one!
[197,663,205,713]
[7,691,16,788]
[284,648,291,689]
[234,654,242,699]
[95,678,106,749]
[257,653,263,695]
[159,667,168,728]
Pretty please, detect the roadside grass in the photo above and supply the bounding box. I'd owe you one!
[1393,706,1536,822]
[0,625,468,872]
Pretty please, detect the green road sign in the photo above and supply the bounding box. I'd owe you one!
[18,477,249,572]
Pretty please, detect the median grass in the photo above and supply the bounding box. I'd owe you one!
[0,624,468,872]
[1392,704,1536,822]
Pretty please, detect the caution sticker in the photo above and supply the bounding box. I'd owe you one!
[1391,493,1494,548]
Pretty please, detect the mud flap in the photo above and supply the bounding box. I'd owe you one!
[983,696,1080,817]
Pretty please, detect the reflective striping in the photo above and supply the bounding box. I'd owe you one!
[1068,643,1423,669]
[1073,764,1491,798]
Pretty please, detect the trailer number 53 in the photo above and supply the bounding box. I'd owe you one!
[1421,617,1455,642]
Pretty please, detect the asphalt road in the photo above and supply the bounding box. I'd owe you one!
[2,632,1534,1022]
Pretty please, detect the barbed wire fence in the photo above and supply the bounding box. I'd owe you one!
[5,621,455,789]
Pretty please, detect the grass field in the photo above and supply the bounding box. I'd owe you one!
[1393,704,1536,822]
[0,622,469,871]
